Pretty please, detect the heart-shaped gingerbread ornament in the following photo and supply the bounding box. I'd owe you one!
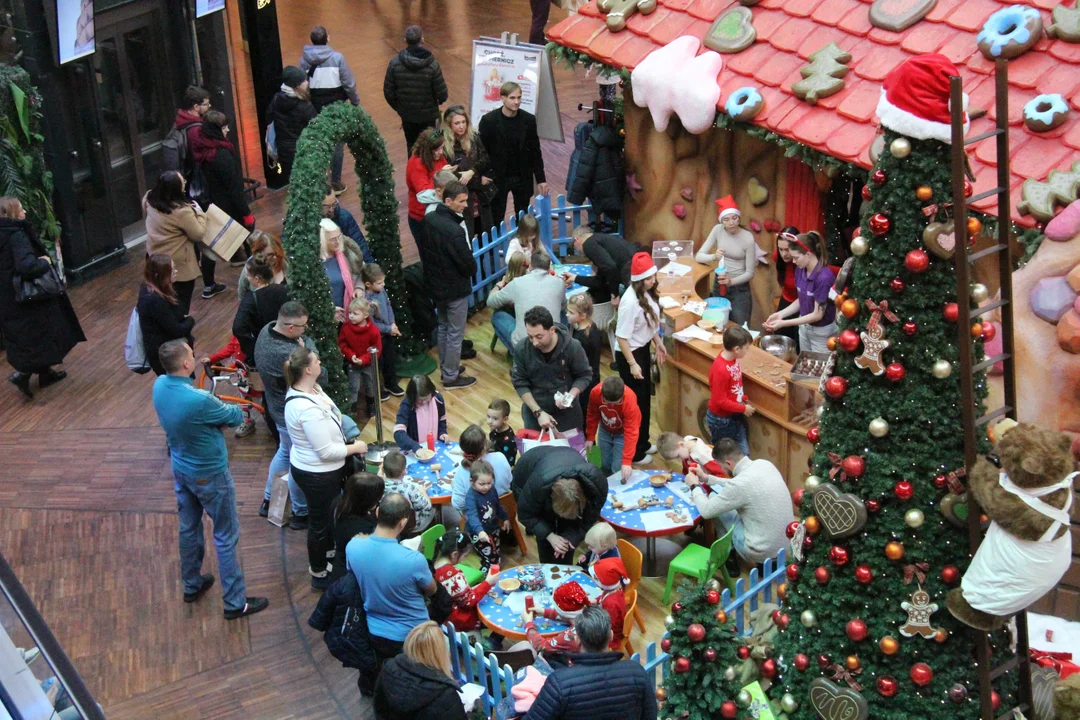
[704,7,756,53]
[939,492,969,527]
[808,678,869,720]
[923,221,956,259]
[812,483,868,539]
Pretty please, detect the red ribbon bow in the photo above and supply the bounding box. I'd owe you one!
[827,453,849,482]
[864,299,899,324]
[943,467,968,494]
[922,202,953,218]
[828,663,863,692]
[904,562,930,585]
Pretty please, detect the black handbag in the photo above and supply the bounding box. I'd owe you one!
[13,265,64,304]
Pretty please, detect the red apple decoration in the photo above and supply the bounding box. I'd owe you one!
[661,638,672,651]
[737,645,751,660]
[674,656,691,673]
[706,589,721,605]
[761,658,778,678]
[866,499,881,513]
[704,647,717,662]
[786,563,800,581]
[786,521,801,538]
[982,323,996,342]
[872,170,887,186]
[721,701,737,718]
[861,185,873,201]
[890,277,906,293]
[818,654,831,669]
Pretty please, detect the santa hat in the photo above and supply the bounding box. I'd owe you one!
[552,581,590,618]
[630,252,657,282]
[715,195,740,220]
[590,558,629,590]
[875,54,969,145]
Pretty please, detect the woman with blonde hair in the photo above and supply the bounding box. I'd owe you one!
[442,104,493,238]
[238,231,286,297]
[319,218,364,316]
[374,621,466,720]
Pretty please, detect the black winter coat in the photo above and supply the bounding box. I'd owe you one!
[567,125,624,215]
[421,204,476,302]
[522,651,657,720]
[511,446,607,550]
[383,47,449,123]
[478,108,546,184]
[199,125,252,223]
[373,655,466,720]
[0,218,84,372]
[232,283,290,361]
[575,233,639,303]
[267,91,317,165]
[307,573,378,685]
[137,285,194,377]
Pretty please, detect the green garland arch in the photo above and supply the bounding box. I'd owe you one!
[282,102,420,411]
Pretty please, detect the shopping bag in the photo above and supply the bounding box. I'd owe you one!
[200,204,251,264]
[520,427,571,454]
[267,471,292,527]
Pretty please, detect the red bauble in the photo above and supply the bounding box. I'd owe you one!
[771,609,790,629]
[761,658,778,678]
[818,654,832,669]
[890,277,906,293]
[842,455,866,479]
[720,701,738,718]
[793,488,806,506]
[872,170,887,186]
[992,691,1001,710]
[866,499,881,513]
[902,321,918,336]
[815,566,831,584]
[943,303,959,322]
[933,473,948,489]
[794,654,810,672]
[894,480,914,501]
[877,676,899,697]
[674,656,691,673]
[803,534,815,551]
[905,248,930,273]
[829,546,850,566]
[964,179,973,198]
[706,589,721,605]
[687,623,706,643]
[661,638,672,652]
[786,563,800,581]
[807,426,820,444]
[982,323,997,342]
[885,362,906,382]
[704,647,717,662]
[786,521,801,538]
[737,645,751,660]
[855,565,873,584]
[825,376,848,400]
[861,185,873,201]
[910,662,934,686]
[846,618,869,642]
[838,329,861,353]
[870,213,891,236]
[672,602,683,614]
[941,565,960,585]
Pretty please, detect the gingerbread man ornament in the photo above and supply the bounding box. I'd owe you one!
[854,299,899,375]
[900,587,941,639]
[597,0,658,31]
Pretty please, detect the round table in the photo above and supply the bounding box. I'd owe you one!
[553,262,593,300]
[477,564,602,642]
[601,470,702,576]
[405,441,460,506]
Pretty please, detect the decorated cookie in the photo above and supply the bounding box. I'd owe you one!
[1048,2,1080,42]
[724,86,764,122]
[1018,161,1080,223]
[869,0,938,32]
[792,43,852,105]
[748,176,769,206]
[597,0,658,32]
[1024,93,1070,133]
[977,5,1043,60]
[923,220,957,259]
[704,7,756,54]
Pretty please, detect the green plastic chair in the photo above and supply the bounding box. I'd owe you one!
[662,527,736,605]
[420,524,445,561]
[586,445,602,469]
[456,563,486,586]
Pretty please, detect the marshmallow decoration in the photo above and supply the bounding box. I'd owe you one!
[631,36,724,135]
[1046,200,1080,242]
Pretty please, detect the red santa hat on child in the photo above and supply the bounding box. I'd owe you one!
[715,195,740,220]
[552,581,590,619]
[590,557,630,591]
[630,252,657,282]
[875,54,969,145]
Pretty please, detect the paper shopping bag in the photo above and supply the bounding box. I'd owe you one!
[200,204,251,263]
[267,471,292,527]
[521,427,571,454]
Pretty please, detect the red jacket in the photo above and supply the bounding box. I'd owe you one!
[434,564,491,632]
[208,336,246,364]
[708,354,746,416]
[405,156,448,220]
[600,589,627,650]
[584,385,641,467]
[338,320,382,365]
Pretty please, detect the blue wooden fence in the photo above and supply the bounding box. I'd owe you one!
[444,624,516,715]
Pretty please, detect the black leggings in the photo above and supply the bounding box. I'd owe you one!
[617,343,653,461]
[289,464,345,573]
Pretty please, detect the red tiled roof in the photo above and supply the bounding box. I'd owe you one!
[548,0,1080,226]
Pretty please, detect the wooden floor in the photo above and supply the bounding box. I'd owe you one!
[0,2,697,717]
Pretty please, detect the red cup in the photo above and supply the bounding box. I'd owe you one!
[426,432,435,451]
[525,595,535,613]
[490,564,500,575]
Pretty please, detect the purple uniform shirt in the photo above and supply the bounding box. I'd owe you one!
[795,263,837,327]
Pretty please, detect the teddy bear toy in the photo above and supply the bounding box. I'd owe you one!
[946,423,1076,631]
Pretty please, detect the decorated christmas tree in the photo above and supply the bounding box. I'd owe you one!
[766,55,1017,719]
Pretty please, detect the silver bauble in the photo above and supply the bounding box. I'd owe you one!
[705,578,722,593]
[781,694,800,713]
[905,509,925,528]
[850,236,869,256]
[801,609,818,627]
[724,666,737,682]
[971,283,989,303]
[664,614,675,628]
[737,689,753,708]
[889,137,912,158]
[933,359,953,379]
[868,417,889,438]
[805,475,822,490]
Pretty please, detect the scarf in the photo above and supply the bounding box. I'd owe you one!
[334,251,355,310]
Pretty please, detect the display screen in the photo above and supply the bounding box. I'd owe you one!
[196,0,226,18]
[57,0,95,65]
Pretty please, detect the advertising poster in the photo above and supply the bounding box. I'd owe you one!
[196,0,227,18]
[57,0,95,65]
[469,41,541,128]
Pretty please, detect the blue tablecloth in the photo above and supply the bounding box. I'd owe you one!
[478,564,602,637]
[553,263,593,300]
[405,441,460,504]
[600,470,701,536]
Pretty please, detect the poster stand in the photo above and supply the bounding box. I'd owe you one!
[469,33,564,143]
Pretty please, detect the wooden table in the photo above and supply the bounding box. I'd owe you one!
[476,564,601,642]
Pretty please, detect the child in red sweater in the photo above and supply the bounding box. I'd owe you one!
[706,326,755,456]
[590,558,629,650]
[338,296,382,414]
[432,531,499,633]
[584,377,641,484]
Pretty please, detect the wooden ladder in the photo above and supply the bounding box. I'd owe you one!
[949,58,1033,720]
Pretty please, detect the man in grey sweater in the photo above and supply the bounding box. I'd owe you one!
[487,252,567,350]
[253,301,328,527]
[685,439,794,565]
[511,306,592,433]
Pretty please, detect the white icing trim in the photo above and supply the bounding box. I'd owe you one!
[876,90,970,144]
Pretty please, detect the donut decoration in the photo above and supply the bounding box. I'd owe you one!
[1024,94,1070,133]
[725,86,765,122]
[977,5,1043,60]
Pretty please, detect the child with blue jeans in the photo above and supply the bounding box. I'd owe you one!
[705,326,755,456]
[464,459,509,571]
[584,376,642,484]
[362,263,404,399]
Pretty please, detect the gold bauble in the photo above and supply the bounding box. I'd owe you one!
[656,688,668,702]
[916,185,933,201]
[890,137,912,158]
[846,655,860,670]
[932,359,953,379]
[971,283,989,303]
[868,417,889,438]
[804,515,821,535]
[879,636,899,655]
[935,629,949,644]
[777,583,787,601]
[905,509,925,528]
[885,541,905,560]
[715,609,728,624]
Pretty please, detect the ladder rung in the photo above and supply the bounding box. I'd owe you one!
[964,128,1005,145]
[972,298,1007,318]
[973,354,1010,373]
[968,187,1003,204]
[976,406,1012,428]
[969,244,1008,263]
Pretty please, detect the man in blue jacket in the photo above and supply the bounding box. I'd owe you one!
[523,606,657,720]
[152,339,268,620]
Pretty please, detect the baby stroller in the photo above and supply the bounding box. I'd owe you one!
[197,359,268,438]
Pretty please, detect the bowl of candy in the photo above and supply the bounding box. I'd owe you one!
[498,578,522,593]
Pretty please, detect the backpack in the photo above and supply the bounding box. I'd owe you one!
[162,120,199,176]
[125,308,150,374]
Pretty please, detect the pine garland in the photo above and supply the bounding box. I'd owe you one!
[281,101,418,411]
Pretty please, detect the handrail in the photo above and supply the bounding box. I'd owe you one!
[0,552,104,719]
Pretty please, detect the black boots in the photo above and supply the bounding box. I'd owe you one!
[8,371,32,398]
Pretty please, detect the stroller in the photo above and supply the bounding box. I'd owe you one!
[197,360,269,439]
